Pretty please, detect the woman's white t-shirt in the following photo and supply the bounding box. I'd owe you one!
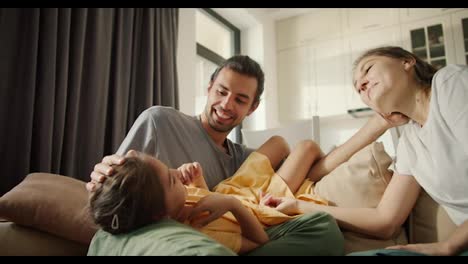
[395,64,468,225]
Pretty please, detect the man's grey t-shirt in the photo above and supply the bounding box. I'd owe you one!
[117,106,254,190]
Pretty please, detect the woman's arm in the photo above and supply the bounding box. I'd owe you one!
[256,135,290,170]
[387,220,468,255]
[307,113,406,182]
[445,220,468,255]
[263,172,421,240]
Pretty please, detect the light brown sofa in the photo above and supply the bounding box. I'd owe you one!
[0,142,458,255]
[0,189,457,256]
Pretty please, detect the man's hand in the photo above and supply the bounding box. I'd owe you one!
[86,154,125,192]
[259,192,300,215]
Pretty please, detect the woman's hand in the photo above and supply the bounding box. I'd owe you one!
[378,112,410,128]
[259,192,300,215]
[386,242,452,256]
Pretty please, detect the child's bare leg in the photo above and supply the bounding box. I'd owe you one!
[276,140,324,194]
[256,136,290,171]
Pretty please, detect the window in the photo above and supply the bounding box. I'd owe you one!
[195,8,241,143]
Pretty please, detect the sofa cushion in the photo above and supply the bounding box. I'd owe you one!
[314,142,393,208]
[88,219,236,256]
[0,173,98,244]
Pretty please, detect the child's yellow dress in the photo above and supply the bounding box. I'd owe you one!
[184,151,327,253]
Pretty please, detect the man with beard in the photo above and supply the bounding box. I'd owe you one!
[86,55,344,256]
[89,55,264,190]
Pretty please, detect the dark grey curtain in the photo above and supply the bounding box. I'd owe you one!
[0,8,179,195]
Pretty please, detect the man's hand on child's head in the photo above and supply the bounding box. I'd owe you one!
[86,153,126,193]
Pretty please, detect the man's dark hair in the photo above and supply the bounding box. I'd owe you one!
[210,55,265,105]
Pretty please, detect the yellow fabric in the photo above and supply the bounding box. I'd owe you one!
[184,151,327,253]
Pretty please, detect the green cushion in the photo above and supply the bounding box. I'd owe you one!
[87,219,236,256]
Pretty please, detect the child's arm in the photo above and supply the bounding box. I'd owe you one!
[189,194,269,254]
[256,136,290,170]
[177,162,208,189]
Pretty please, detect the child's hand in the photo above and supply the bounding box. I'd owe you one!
[177,162,203,185]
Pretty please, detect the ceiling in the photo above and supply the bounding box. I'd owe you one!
[211,8,319,30]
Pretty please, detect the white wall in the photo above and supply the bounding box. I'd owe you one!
[241,14,280,131]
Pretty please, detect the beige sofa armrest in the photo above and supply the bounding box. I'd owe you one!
[344,228,408,254]
[0,221,88,256]
[408,190,457,244]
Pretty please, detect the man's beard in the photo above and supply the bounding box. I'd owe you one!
[205,108,236,133]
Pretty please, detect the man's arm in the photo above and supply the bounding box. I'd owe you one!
[116,109,157,155]
[87,109,158,192]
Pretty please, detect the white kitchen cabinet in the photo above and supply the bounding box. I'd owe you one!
[399,8,463,23]
[277,37,348,120]
[276,16,303,51]
[401,15,455,69]
[451,9,468,65]
[314,37,348,117]
[296,9,342,44]
[276,9,342,51]
[277,46,315,122]
[342,8,399,34]
[344,25,403,111]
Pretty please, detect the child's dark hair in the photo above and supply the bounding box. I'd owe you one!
[89,156,166,234]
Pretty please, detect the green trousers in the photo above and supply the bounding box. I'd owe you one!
[246,212,344,256]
